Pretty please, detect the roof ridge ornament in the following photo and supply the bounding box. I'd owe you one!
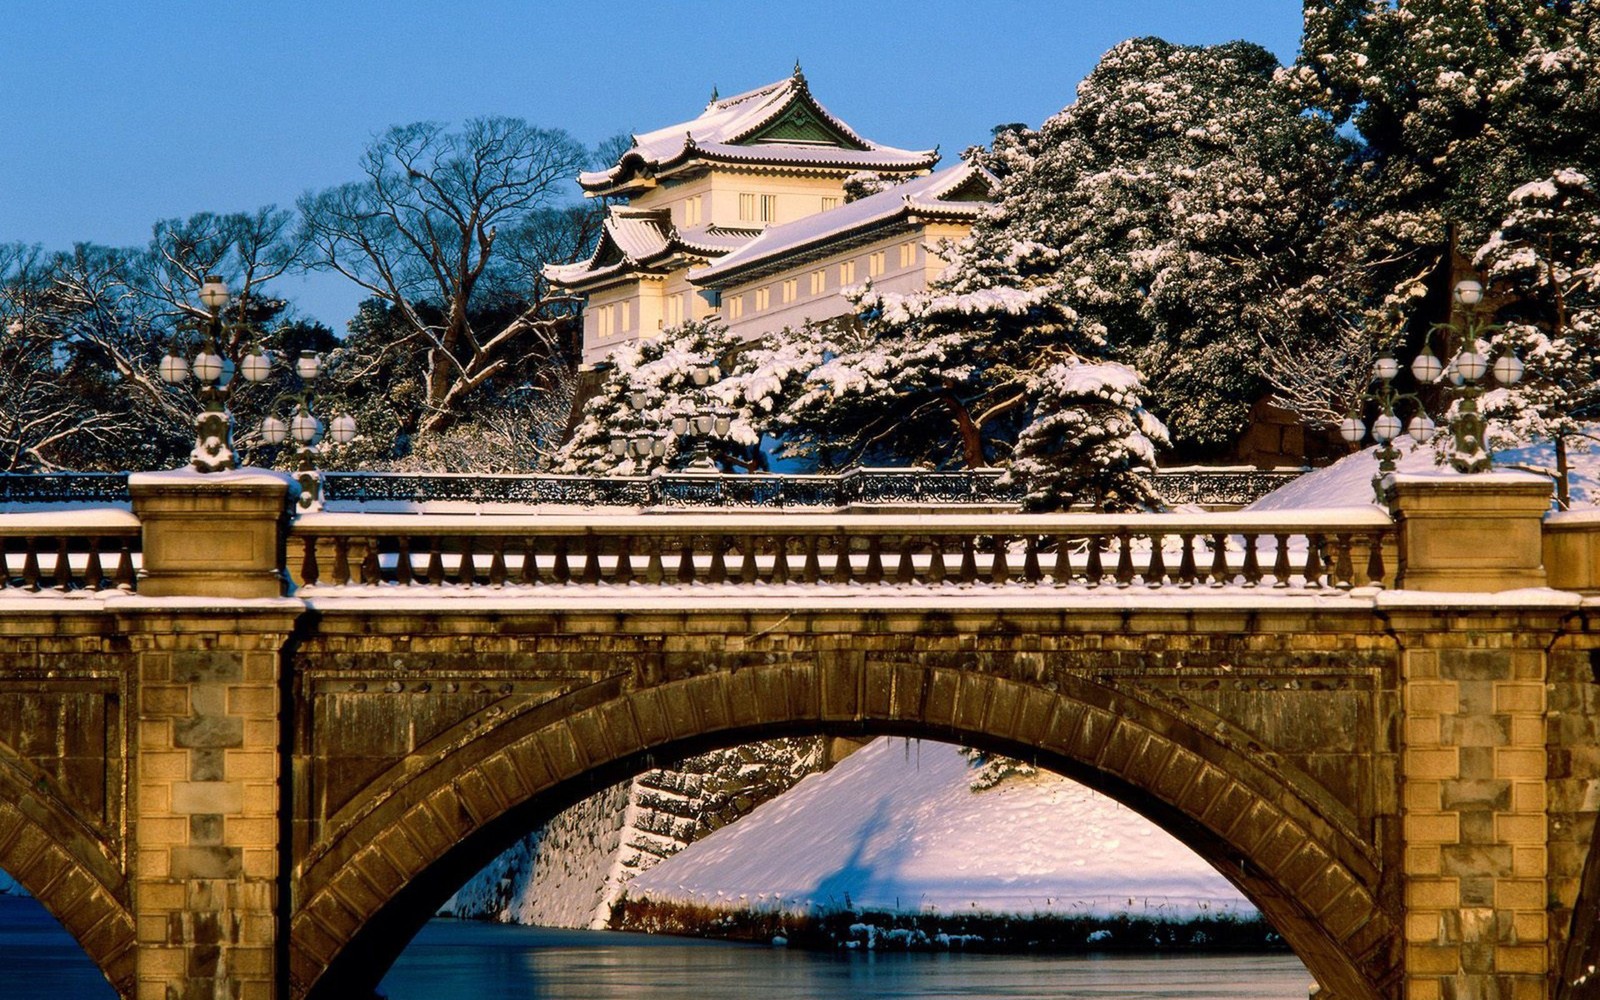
[709,85,719,104]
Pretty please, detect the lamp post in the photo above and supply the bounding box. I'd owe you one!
[1339,278,1524,479]
[159,276,356,505]
[607,361,730,473]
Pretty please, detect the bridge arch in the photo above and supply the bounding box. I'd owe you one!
[0,742,135,997]
[290,662,1400,1000]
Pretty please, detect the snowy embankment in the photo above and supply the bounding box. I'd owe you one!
[1247,434,1598,512]
[621,738,1251,922]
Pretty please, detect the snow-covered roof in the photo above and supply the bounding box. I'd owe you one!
[579,70,939,197]
[543,207,760,290]
[689,162,998,288]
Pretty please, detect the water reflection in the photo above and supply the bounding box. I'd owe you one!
[0,895,118,999]
[380,920,1312,1000]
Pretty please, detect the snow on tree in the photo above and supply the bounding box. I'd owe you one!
[1288,0,1600,410]
[556,320,819,476]
[777,38,1329,492]
[1475,168,1600,505]
[1006,360,1167,511]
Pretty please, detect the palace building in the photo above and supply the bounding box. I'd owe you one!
[546,67,996,366]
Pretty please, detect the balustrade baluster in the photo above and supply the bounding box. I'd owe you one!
[864,536,885,584]
[0,542,11,589]
[959,536,979,585]
[1366,531,1387,588]
[832,532,853,584]
[517,539,539,585]
[1303,533,1325,589]
[52,538,71,590]
[396,537,414,585]
[333,538,351,585]
[740,537,759,584]
[553,538,573,584]
[1209,534,1229,587]
[614,536,635,584]
[1271,534,1291,588]
[458,538,478,586]
[1023,535,1042,585]
[85,538,104,591]
[1145,533,1166,588]
[1241,534,1262,587]
[581,534,602,585]
[1179,534,1197,588]
[803,535,822,584]
[675,536,695,584]
[1051,535,1071,587]
[1085,536,1104,587]
[645,536,666,585]
[301,536,319,587]
[426,538,445,585]
[489,539,508,588]
[1114,532,1133,588]
[896,537,916,585]
[1333,533,1354,590]
[20,538,40,590]
[990,535,1010,585]
[927,538,947,585]
[708,535,728,584]
[362,539,382,585]
[114,540,135,590]
[770,535,790,584]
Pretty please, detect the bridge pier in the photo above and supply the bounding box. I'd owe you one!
[125,472,298,1000]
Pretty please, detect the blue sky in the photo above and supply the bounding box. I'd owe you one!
[0,1,1305,329]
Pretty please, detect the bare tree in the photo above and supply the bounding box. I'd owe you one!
[299,117,594,438]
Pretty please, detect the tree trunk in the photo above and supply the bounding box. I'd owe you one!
[940,391,985,469]
[1557,434,1572,510]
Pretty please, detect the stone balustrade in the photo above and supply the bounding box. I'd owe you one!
[287,509,1397,592]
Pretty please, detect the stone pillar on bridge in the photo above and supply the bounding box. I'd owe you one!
[127,470,298,1000]
[1385,471,1565,1000]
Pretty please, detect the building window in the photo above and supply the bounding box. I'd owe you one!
[755,287,770,311]
[728,294,744,320]
[666,294,685,328]
[760,194,777,222]
[821,196,838,212]
[838,260,856,286]
[683,196,703,226]
[620,302,631,333]
[595,305,613,339]
[869,251,886,277]
[739,193,756,221]
[899,241,918,268]
[782,278,798,304]
[810,269,826,295]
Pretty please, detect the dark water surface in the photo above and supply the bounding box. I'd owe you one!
[0,895,1314,999]
[0,894,118,999]
[380,919,1314,999]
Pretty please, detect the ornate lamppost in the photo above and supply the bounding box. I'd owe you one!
[608,361,731,473]
[158,275,356,506]
[1340,278,1525,480]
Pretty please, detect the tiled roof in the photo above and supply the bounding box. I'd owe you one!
[543,210,761,289]
[578,72,938,194]
[688,163,997,287]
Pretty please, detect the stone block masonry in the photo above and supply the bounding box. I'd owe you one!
[127,610,300,1000]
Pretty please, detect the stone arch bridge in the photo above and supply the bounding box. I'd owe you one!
[4,469,1600,1000]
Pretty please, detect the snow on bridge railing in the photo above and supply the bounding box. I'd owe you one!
[287,508,1395,592]
[0,508,141,592]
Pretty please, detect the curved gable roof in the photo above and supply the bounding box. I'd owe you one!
[579,70,938,196]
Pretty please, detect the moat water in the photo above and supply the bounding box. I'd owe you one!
[0,895,1313,999]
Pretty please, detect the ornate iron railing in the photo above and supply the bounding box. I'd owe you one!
[289,509,1395,593]
[0,472,131,505]
[0,510,141,592]
[1153,467,1306,508]
[320,468,1024,509]
[0,467,1307,511]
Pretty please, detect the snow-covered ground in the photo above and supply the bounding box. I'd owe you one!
[624,738,1252,919]
[1250,434,1599,512]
